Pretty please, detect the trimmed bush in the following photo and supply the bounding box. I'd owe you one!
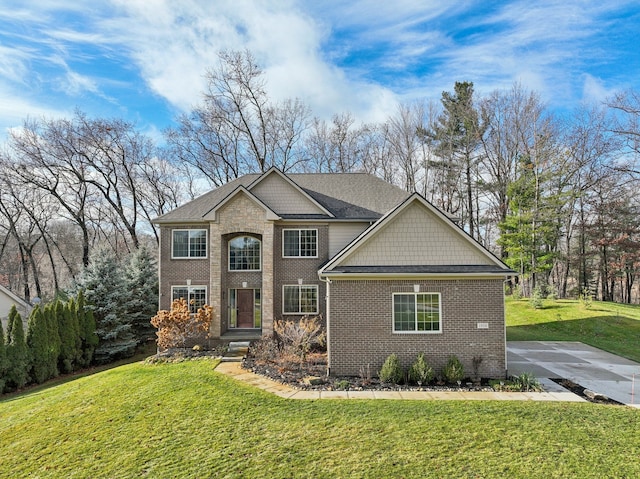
[5,306,29,390]
[408,353,434,386]
[379,353,404,384]
[274,316,326,362]
[443,355,464,384]
[0,318,6,393]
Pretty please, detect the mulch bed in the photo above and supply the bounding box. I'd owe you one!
[241,352,494,392]
[550,378,626,406]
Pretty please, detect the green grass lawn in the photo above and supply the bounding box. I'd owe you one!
[506,297,640,362]
[1,359,639,478]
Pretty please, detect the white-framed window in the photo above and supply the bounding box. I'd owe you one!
[172,229,207,258]
[283,285,318,314]
[229,236,261,271]
[172,285,208,314]
[393,292,441,333]
[283,229,318,258]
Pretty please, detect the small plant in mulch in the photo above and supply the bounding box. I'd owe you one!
[443,355,464,384]
[379,353,404,385]
[408,353,434,386]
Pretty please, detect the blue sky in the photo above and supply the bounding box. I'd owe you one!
[1,1,639,141]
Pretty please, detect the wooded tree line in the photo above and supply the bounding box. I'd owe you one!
[2,50,640,303]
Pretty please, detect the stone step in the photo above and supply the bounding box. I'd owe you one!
[221,341,250,362]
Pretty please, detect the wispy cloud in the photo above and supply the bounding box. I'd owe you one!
[0,0,638,138]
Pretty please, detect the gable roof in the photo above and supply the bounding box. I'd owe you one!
[247,168,335,217]
[319,193,514,277]
[153,170,412,223]
[201,185,281,221]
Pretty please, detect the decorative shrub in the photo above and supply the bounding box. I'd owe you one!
[249,336,280,363]
[274,316,325,362]
[512,372,542,392]
[443,355,464,384]
[408,352,434,386]
[379,353,404,384]
[150,298,212,350]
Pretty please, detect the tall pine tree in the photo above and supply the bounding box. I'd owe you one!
[75,247,136,363]
[124,246,159,344]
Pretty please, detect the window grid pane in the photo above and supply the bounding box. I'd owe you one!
[283,230,299,257]
[300,230,317,257]
[189,230,207,257]
[416,294,440,331]
[229,236,261,270]
[300,286,317,313]
[394,294,415,331]
[190,288,207,313]
[283,286,299,313]
[173,231,189,257]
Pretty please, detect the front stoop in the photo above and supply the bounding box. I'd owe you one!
[221,341,250,362]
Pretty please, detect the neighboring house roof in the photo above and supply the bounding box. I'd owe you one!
[152,169,412,224]
[319,193,514,277]
[0,284,30,312]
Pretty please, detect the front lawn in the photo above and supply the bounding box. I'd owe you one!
[506,297,640,362]
[1,359,639,478]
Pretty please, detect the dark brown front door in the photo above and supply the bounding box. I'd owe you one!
[237,289,254,328]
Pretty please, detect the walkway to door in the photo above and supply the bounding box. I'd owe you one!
[507,341,640,406]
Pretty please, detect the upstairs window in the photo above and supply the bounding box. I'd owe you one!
[283,229,317,257]
[229,236,261,271]
[393,293,441,333]
[172,229,207,258]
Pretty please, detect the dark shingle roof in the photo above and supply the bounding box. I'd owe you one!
[153,172,410,223]
[327,265,515,275]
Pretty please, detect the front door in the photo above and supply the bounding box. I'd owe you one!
[237,289,255,328]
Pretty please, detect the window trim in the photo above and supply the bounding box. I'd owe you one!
[282,284,319,315]
[392,292,442,334]
[171,229,208,259]
[282,228,318,258]
[228,235,262,272]
[171,285,208,314]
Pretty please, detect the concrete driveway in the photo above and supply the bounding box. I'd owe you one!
[507,341,640,407]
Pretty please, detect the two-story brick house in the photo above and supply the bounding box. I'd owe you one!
[153,168,513,377]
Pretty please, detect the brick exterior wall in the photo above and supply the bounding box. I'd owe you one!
[328,278,506,378]
[158,225,211,311]
[273,225,329,327]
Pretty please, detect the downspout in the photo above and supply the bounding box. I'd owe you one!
[503,276,512,379]
[319,273,332,377]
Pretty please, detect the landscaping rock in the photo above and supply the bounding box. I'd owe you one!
[303,376,326,386]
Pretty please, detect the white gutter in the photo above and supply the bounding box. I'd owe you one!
[318,273,332,376]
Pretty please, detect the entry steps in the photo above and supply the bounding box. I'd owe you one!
[221,341,250,362]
